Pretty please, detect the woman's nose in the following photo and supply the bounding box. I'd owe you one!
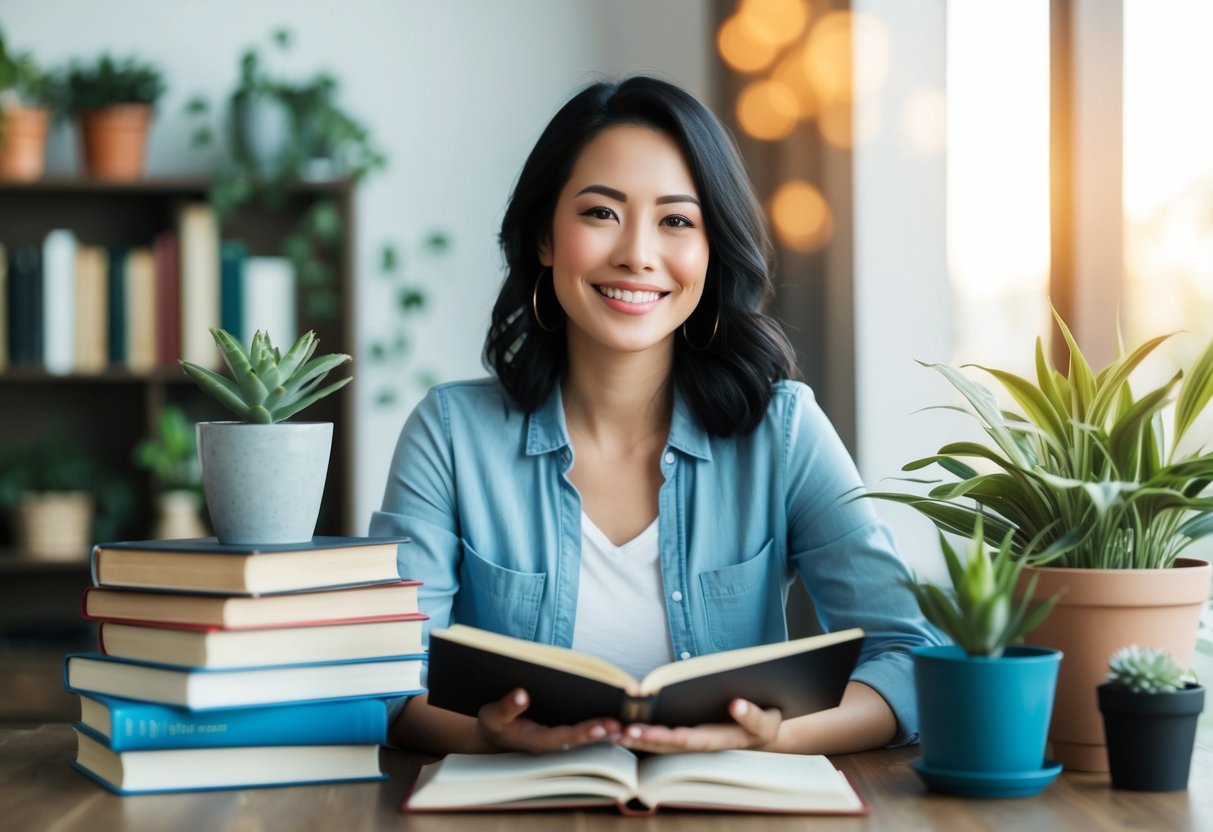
[610,221,656,273]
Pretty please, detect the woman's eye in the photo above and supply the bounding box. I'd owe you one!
[662,214,696,229]
[581,206,616,221]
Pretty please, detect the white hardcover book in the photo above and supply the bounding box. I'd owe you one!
[178,203,220,367]
[124,248,157,373]
[242,256,297,348]
[42,229,77,375]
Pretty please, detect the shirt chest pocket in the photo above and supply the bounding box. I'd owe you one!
[697,539,787,652]
[457,539,547,641]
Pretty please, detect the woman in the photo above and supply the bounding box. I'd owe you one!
[370,76,938,756]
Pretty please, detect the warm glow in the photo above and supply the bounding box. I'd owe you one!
[772,46,817,119]
[946,2,1050,371]
[739,0,810,48]
[771,180,834,252]
[900,88,947,156]
[718,14,780,74]
[805,12,888,105]
[736,79,800,141]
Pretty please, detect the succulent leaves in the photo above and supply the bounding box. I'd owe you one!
[1107,645,1193,694]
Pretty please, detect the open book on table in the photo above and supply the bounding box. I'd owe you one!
[427,624,864,727]
[403,744,866,815]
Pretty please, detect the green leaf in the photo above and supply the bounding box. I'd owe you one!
[1174,335,1213,446]
[921,362,1030,467]
[178,360,250,419]
[969,364,1066,445]
[1089,332,1172,427]
[1053,309,1097,421]
[272,377,352,421]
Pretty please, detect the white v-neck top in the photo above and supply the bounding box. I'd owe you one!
[570,512,675,681]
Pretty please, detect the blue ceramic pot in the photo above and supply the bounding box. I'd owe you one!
[913,644,1062,773]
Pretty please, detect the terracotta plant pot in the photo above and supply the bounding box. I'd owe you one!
[14,491,95,561]
[78,104,153,181]
[0,106,50,181]
[1016,558,1212,772]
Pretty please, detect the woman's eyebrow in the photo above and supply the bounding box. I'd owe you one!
[575,184,700,207]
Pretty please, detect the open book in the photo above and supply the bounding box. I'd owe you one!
[403,744,866,815]
[427,624,864,727]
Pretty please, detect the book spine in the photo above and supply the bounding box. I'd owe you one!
[153,231,180,367]
[90,696,390,751]
[219,240,247,347]
[124,248,157,373]
[41,229,76,375]
[179,203,220,367]
[106,245,127,366]
[619,695,653,724]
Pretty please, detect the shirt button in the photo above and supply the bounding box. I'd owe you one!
[671,591,683,602]
[664,452,675,464]
[680,651,691,660]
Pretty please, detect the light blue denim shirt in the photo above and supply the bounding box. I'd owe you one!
[370,378,940,745]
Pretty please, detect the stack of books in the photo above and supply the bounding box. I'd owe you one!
[62,535,425,794]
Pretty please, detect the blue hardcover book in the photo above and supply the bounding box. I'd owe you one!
[106,244,127,365]
[72,727,386,794]
[75,693,391,751]
[64,652,425,710]
[219,239,248,346]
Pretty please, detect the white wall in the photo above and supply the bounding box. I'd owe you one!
[0,0,712,532]
[853,0,953,581]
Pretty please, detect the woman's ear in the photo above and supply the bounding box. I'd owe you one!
[537,238,553,268]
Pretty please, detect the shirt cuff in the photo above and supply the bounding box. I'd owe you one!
[850,651,920,748]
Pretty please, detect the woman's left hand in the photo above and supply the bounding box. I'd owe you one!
[618,698,782,753]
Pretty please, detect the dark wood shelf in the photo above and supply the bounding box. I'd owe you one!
[0,367,198,384]
[0,175,351,195]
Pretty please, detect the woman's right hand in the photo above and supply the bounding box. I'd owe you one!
[477,688,620,753]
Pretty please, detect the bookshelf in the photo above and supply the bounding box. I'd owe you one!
[0,177,356,721]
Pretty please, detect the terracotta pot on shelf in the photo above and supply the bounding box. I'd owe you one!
[1016,558,1212,772]
[0,106,50,181]
[77,104,153,181]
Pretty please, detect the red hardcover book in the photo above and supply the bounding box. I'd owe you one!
[153,230,180,366]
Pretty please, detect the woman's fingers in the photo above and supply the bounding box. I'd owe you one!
[479,689,620,752]
[620,700,782,753]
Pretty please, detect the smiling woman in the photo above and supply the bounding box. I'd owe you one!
[370,75,940,760]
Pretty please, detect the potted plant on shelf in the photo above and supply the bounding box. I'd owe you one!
[179,327,351,545]
[1098,645,1205,791]
[0,26,57,180]
[132,405,209,540]
[870,312,1213,771]
[906,519,1063,798]
[64,54,164,180]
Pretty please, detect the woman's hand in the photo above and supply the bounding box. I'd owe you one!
[477,688,621,753]
[618,699,782,754]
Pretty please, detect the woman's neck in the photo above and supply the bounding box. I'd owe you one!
[561,340,673,451]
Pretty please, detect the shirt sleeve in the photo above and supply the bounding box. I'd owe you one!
[368,387,461,691]
[782,383,942,746]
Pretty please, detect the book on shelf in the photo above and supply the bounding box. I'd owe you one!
[178,202,220,367]
[64,652,424,710]
[0,242,7,371]
[404,744,866,816]
[7,243,42,365]
[427,624,864,728]
[243,255,297,348]
[97,615,427,669]
[153,230,180,366]
[73,728,385,795]
[41,228,76,376]
[77,692,392,751]
[219,239,248,346]
[73,244,108,374]
[124,247,157,373]
[82,581,420,629]
[106,244,127,366]
[89,536,407,595]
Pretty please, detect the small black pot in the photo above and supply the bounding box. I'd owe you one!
[1098,682,1205,791]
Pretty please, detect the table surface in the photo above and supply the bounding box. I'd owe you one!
[1,723,1209,832]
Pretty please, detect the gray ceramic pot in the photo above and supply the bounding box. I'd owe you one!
[197,421,332,545]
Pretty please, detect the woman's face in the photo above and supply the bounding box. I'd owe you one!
[540,124,709,359]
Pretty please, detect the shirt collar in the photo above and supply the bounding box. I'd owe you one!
[525,383,713,462]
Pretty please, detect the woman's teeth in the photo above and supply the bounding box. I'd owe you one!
[595,286,662,303]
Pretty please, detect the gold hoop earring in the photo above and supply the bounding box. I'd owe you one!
[532,268,560,333]
[682,310,720,350]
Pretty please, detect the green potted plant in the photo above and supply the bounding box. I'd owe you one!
[1098,645,1204,791]
[871,312,1213,771]
[906,519,1063,797]
[0,26,57,180]
[132,405,209,540]
[64,54,164,180]
[180,327,351,544]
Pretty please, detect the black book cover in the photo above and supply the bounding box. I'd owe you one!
[9,244,42,365]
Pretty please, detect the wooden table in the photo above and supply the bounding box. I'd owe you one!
[1,723,1208,831]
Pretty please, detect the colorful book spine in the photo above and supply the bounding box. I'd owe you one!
[9,244,43,365]
[42,229,76,375]
[106,244,128,366]
[220,240,248,347]
[77,693,391,751]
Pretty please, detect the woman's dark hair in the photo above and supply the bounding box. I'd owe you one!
[483,75,797,436]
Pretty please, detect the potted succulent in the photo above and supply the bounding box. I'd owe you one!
[1098,645,1204,791]
[872,312,1213,771]
[0,26,57,180]
[132,405,208,540]
[179,327,351,545]
[64,54,164,180]
[907,520,1063,798]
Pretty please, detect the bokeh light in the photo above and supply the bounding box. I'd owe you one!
[718,14,781,74]
[771,180,834,251]
[737,80,800,141]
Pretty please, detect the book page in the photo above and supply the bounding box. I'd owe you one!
[638,628,864,693]
[636,750,862,812]
[408,744,640,809]
[436,625,640,691]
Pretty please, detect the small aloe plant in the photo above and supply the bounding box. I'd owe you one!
[1107,646,1193,694]
[180,328,351,424]
[906,518,1061,658]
